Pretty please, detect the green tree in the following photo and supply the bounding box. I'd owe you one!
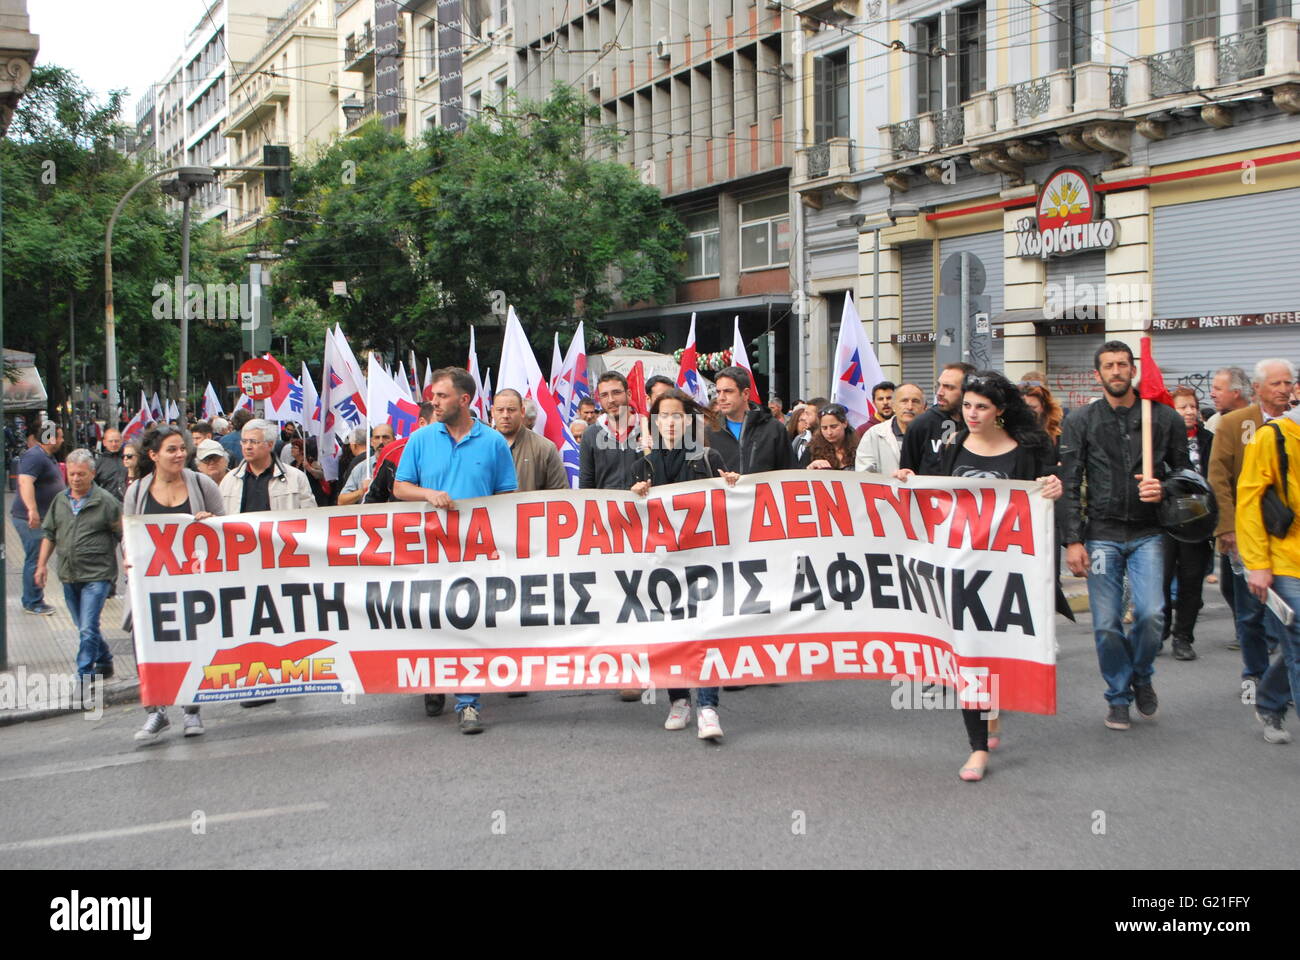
[1,65,241,426]
[271,87,685,366]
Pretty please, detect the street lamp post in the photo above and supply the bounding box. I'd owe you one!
[103,165,207,426]
[160,169,217,425]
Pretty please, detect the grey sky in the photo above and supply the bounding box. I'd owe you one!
[29,0,211,120]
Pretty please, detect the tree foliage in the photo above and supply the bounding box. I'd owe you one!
[1,65,240,422]
[271,87,685,366]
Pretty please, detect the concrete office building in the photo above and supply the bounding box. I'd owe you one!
[513,0,799,401]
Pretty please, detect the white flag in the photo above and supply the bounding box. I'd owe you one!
[202,382,224,419]
[731,317,758,396]
[467,326,488,420]
[831,291,886,430]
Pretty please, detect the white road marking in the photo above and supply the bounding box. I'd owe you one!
[0,802,328,852]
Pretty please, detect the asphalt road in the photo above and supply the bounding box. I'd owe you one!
[1,591,1296,869]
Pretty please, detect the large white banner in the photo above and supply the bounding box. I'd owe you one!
[124,472,1058,713]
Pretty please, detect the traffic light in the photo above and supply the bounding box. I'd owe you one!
[263,145,291,198]
[751,335,769,372]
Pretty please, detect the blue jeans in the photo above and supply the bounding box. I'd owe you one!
[1229,567,1287,679]
[64,580,113,676]
[668,687,720,708]
[455,694,480,712]
[1086,536,1165,705]
[1256,575,1300,721]
[12,517,45,609]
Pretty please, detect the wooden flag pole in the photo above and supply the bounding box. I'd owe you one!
[1142,397,1154,480]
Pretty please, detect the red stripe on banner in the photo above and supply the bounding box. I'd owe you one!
[139,662,191,706]
[349,632,1056,714]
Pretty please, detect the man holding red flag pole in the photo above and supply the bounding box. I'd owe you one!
[1061,338,1190,731]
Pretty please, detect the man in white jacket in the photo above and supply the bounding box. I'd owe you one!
[218,419,317,516]
[855,383,925,475]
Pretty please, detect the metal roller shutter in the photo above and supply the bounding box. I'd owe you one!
[900,241,935,390]
[1150,328,1300,406]
[902,345,933,390]
[938,230,1005,317]
[1046,335,1102,410]
[1154,187,1300,317]
[900,242,934,335]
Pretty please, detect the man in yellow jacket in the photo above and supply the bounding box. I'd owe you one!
[1236,405,1300,745]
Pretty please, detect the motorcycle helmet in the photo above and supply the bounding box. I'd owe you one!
[1159,468,1218,544]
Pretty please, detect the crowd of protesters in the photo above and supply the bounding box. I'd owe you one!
[19,343,1300,781]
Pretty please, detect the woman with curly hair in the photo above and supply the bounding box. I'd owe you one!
[804,403,860,470]
[895,371,1064,783]
[1020,382,1064,461]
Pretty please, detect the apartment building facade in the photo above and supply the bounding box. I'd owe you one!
[513,0,799,401]
[223,0,340,237]
[793,0,1300,405]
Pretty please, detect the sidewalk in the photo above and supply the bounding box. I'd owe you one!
[1,495,141,725]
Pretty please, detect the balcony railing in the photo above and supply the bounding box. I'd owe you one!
[888,118,920,159]
[345,28,374,67]
[1012,76,1052,123]
[1148,45,1196,98]
[806,141,830,179]
[933,104,964,148]
[1217,25,1267,84]
[797,137,856,185]
[1108,67,1128,108]
[344,95,377,130]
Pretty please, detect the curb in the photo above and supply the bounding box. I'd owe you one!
[0,678,140,728]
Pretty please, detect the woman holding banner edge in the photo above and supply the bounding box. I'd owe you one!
[632,388,739,740]
[895,372,1063,782]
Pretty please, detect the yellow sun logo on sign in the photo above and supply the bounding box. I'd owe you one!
[1043,177,1086,219]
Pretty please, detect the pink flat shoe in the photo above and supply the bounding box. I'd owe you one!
[987,735,1001,751]
[959,764,985,782]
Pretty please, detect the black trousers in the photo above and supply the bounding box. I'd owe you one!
[962,708,990,752]
[1161,534,1213,644]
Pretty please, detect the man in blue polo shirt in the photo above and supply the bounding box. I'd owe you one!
[394,366,517,734]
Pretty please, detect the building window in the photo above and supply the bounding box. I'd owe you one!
[1183,0,1219,44]
[682,210,720,279]
[915,16,942,114]
[739,194,790,271]
[957,3,986,103]
[1069,0,1091,66]
[495,75,508,105]
[469,89,482,116]
[421,25,436,77]
[813,48,850,143]
[498,0,509,28]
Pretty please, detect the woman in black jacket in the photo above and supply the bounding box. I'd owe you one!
[633,389,739,740]
[1160,387,1214,660]
[896,371,1063,783]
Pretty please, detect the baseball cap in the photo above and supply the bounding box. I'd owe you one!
[196,439,228,462]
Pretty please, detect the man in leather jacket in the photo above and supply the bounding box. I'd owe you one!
[1060,340,1190,732]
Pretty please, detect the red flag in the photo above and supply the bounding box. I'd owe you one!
[626,360,648,417]
[1138,336,1173,407]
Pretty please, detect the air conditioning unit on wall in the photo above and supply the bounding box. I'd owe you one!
[587,71,601,93]
[656,36,672,61]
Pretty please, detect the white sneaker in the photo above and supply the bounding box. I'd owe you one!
[697,707,723,740]
[664,699,691,730]
[134,709,170,742]
[183,711,205,737]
